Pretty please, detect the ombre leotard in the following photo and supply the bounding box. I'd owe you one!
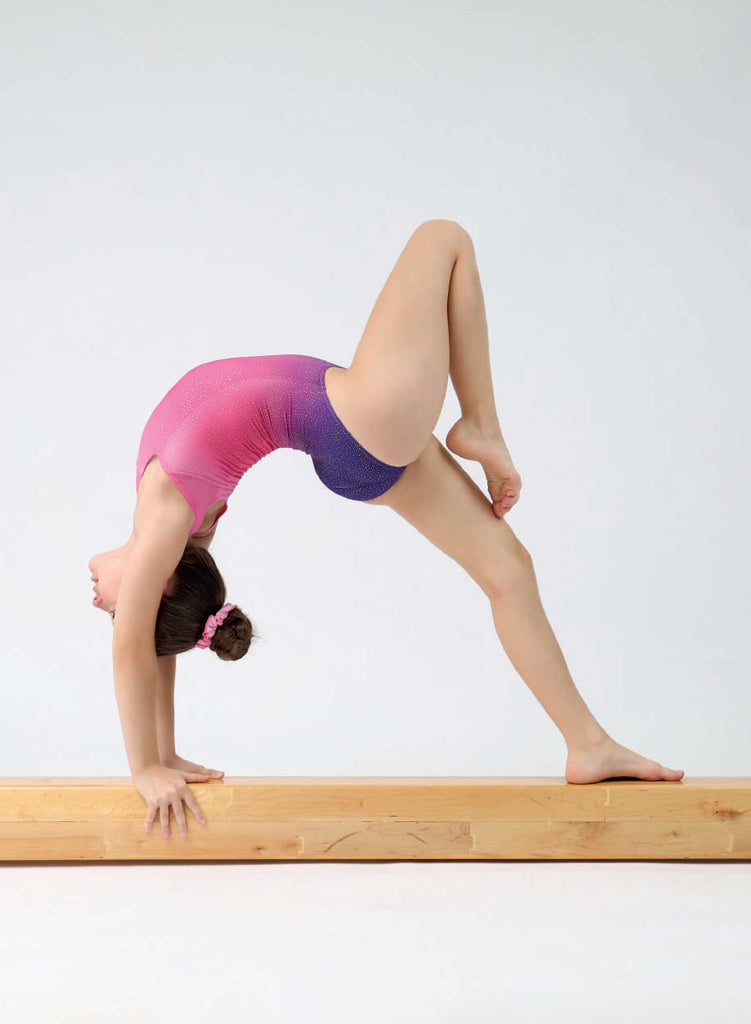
[135,354,407,535]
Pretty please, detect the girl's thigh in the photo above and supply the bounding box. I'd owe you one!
[330,220,469,467]
[364,434,530,594]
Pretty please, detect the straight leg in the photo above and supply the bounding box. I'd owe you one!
[371,435,685,785]
[488,569,607,750]
[487,568,684,782]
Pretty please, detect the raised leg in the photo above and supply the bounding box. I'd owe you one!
[329,218,522,517]
[329,220,490,461]
[443,231,523,519]
[445,225,501,432]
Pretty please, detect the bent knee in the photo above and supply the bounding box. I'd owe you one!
[414,218,474,250]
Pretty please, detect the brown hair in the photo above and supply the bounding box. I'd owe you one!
[154,544,256,660]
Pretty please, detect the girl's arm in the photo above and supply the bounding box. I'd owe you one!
[155,656,222,776]
[151,527,214,761]
[156,654,177,762]
[112,503,190,775]
[113,650,161,775]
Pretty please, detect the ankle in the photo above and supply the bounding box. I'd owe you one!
[458,414,504,442]
[566,726,611,753]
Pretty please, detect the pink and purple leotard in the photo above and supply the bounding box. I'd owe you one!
[135,353,407,535]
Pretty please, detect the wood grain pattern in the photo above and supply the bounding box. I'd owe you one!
[0,777,748,861]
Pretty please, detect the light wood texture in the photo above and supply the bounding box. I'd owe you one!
[1,777,749,861]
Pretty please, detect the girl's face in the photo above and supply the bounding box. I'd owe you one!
[88,543,131,619]
[88,535,175,620]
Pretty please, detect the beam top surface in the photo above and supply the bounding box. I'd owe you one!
[0,776,747,787]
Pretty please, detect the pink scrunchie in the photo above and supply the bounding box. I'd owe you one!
[195,603,237,649]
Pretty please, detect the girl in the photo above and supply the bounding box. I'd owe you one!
[88,220,683,840]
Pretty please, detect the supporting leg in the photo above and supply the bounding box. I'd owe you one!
[488,567,684,784]
[488,569,607,751]
[374,436,685,785]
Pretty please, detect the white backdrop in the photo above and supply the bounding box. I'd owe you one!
[1,0,748,780]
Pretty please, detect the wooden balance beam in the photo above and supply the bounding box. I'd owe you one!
[1,776,748,862]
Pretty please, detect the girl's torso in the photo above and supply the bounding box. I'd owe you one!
[134,354,344,536]
[136,455,229,536]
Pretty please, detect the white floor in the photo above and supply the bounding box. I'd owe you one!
[1,860,747,1022]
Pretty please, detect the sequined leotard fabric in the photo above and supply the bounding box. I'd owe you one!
[135,354,407,535]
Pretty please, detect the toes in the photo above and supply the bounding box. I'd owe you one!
[493,498,516,519]
[488,480,520,519]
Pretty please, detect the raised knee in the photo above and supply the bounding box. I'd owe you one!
[415,218,473,249]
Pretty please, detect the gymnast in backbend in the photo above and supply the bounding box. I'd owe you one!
[88,219,684,839]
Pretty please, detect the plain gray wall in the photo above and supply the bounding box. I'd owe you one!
[1,0,748,778]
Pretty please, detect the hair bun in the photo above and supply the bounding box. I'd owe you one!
[211,606,254,662]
